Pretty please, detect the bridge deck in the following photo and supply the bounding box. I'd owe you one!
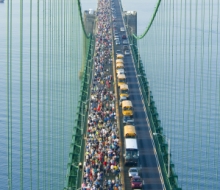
[80,0,164,189]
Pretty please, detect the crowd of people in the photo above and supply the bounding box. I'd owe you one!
[81,0,122,189]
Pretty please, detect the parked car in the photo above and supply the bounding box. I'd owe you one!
[116,50,122,55]
[123,115,134,124]
[122,39,128,45]
[120,27,125,32]
[115,39,120,45]
[116,68,125,75]
[124,50,130,55]
[123,45,129,51]
[128,167,138,177]
[122,34,127,39]
[114,35,119,40]
[119,96,127,106]
[131,176,143,189]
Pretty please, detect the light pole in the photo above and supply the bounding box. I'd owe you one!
[148,80,150,107]
[153,132,170,178]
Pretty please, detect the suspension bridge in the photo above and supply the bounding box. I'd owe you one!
[0,0,219,189]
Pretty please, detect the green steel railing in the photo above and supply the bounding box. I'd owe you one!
[64,34,94,190]
[129,39,181,190]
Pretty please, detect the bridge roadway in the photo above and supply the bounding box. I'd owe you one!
[112,0,164,189]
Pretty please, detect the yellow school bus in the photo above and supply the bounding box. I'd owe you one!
[124,125,136,138]
[119,84,129,98]
[116,59,124,64]
[117,74,126,88]
[117,53,124,59]
[122,100,133,116]
[116,63,124,71]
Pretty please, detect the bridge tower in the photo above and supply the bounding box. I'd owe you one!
[123,11,137,44]
[83,10,96,35]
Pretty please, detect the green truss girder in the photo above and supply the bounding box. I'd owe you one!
[129,42,181,190]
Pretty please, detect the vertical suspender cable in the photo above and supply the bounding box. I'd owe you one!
[19,0,23,189]
[10,0,13,189]
[69,0,72,139]
[161,1,165,112]
[167,0,171,139]
[214,0,220,188]
[206,0,212,187]
[192,0,198,186]
[57,0,60,187]
[58,0,61,187]
[182,0,187,178]
[43,0,46,188]
[7,0,11,188]
[58,1,60,186]
[29,0,33,189]
[48,0,51,189]
[177,0,182,170]
[37,0,40,189]
[164,0,167,123]
[181,0,187,180]
[208,1,214,188]
[54,1,57,187]
[171,0,174,142]
[187,1,192,186]
[198,0,205,188]
[10,0,13,188]
[51,0,54,186]
[59,1,63,184]
[77,1,80,99]
[173,0,178,154]
[205,0,210,185]
[157,3,161,110]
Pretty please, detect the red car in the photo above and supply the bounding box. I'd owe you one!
[122,34,127,39]
[131,176,143,189]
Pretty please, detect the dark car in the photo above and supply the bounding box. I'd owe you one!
[116,50,122,55]
[123,115,134,124]
[123,45,129,51]
[131,176,143,189]
[122,34,127,39]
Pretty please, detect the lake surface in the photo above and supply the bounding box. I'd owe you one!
[0,0,83,189]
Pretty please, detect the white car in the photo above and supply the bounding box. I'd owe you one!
[122,39,128,45]
[119,96,127,106]
[120,27,125,32]
[117,68,125,76]
[128,167,138,177]
[124,50,130,55]
[114,37,119,41]
[115,39,120,45]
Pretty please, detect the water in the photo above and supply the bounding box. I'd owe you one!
[0,0,83,189]
[135,1,220,189]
